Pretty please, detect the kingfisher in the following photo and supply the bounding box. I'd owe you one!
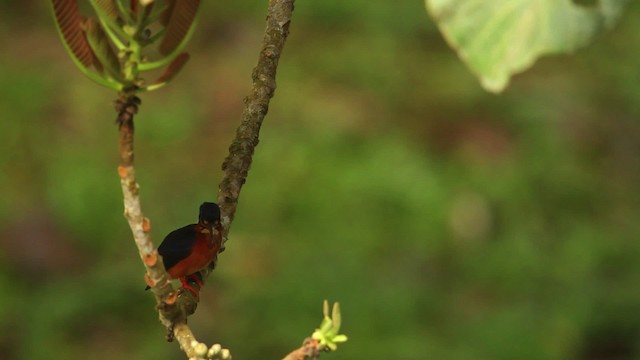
[146,202,223,299]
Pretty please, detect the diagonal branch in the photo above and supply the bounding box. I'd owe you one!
[216,0,295,241]
[169,0,297,354]
[191,0,296,299]
[172,0,297,355]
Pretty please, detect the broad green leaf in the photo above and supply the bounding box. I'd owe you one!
[426,0,628,92]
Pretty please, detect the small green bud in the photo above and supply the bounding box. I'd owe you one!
[194,342,208,357]
[221,349,231,360]
[208,343,222,357]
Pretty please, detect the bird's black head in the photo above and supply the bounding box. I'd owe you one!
[199,202,221,223]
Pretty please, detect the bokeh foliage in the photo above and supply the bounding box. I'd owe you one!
[1,1,639,359]
[427,0,629,92]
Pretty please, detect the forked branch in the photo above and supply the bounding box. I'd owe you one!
[116,0,298,358]
[55,0,346,358]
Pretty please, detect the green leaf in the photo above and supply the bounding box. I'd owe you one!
[158,0,200,55]
[92,0,120,21]
[332,302,342,331]
[333,335,348,343]
[83,17,124,83]
[426,0,629,92]
[89,0,129,50]
[319,317,333,333]
[311,300,348,352]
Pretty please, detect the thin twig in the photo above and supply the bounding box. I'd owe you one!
[115,93,174,301]
[115,93,187,336]
[282,338,322,360]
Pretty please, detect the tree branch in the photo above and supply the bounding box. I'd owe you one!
[115,92,199,349]
[117,0,297,358]
[282,338,322,360]
[197,0,296,293]
[217,0,295,239]
[115,94,171,297]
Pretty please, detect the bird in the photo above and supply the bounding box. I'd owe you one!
[145,202,223,299]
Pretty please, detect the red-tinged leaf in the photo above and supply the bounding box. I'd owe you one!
[130,0,138,14]
[51,0,93,67]
[154,52,189,84]
[93,0,119,20]
[83,17,122,80]
[159,0,176,26]
[158,0,200,56]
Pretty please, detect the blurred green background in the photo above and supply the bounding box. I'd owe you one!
[1,1,640,359]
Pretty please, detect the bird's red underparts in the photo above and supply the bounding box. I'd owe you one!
[166,223,221,279]
[171,222,222,299]
[153,229,222,300]
[146,202,223,300]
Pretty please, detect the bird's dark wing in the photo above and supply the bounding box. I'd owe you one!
[157,224,197,271]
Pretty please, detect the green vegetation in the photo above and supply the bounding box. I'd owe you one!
[0,1,639,359]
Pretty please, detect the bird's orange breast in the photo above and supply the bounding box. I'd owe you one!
[166,226,220,279]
